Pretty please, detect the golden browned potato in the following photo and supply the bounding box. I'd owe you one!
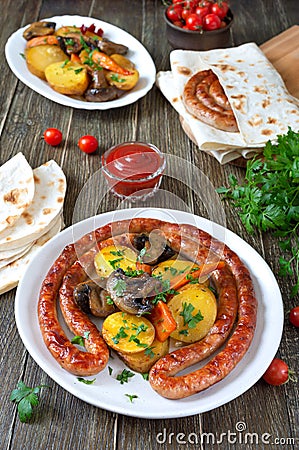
[94,245,137,278]
[118,337,169,373]
[25,44,67,80]
[102,312,155,354]
[45,61,89,95]
[168,284,217,343]
[105,54,139,91]
[55,26,82,36]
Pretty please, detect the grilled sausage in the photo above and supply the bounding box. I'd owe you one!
[38,218,256,393]
[183,70,238,132]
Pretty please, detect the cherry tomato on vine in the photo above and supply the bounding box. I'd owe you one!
[195,5,210,20]
[43,128,63,146]
[211,1,229,19]
[289,306,299,327]
[78,135,98,154]
[262,358,290,386]
[166,4,183,22]
[186,13,203,30]
[202,13,222,30]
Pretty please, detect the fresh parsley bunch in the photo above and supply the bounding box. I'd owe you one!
[217,128,299,296]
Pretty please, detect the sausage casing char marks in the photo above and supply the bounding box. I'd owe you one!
[183,69,239,132]
[38,218,257,397]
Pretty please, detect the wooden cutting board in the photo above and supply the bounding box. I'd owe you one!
[260,25,299,99]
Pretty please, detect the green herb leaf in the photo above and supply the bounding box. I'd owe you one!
[10,381,50,423]
[77,377,96,385]
[116,369,135,384]
[125,393,138,403]
[113,279,127,296]
[179,302,204,328]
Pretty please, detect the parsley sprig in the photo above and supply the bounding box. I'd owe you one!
[217,129,299,296]
[10,381,50,423]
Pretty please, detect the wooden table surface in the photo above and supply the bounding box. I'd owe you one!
[1,1,298,449]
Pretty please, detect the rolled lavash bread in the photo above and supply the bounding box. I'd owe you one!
[0,160,66,251]
[0,153,35,233]
[0,214,63,295]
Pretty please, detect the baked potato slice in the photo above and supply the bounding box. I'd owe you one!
[102,312,155,354]
[168,283,217,343]
[105,54,139,91]
[25,44,67,80]
[118,337,169,373]
[45,61,89,95]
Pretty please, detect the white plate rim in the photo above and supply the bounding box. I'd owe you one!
[15,207,283,419]
[5,15,156,110]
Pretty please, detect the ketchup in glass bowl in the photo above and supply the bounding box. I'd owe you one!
[101,142,166,200]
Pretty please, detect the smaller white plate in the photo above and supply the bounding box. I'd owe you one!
[5,15,156,110]
[15,208,284,419]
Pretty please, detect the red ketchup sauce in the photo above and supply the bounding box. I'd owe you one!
[102,142,165,198]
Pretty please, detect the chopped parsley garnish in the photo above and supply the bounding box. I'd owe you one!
[144,346,155,358]
[123,267,144,277]
[106,295,114,305]
[116,369,135,384]
[110,249,126,257]
[113,278,126,296]
[65,38,75,45]
[141,373,149,380]
[112,326,128,344]
[125,394,138,403]
[180,302,204,328]
[77,378,96,385]
[71,331,90,347]
[110,74,126,83]
[109,257,123,269]
[74,68,83,74]
[108,366,113,376]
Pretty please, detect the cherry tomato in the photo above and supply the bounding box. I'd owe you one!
[186,13,203,30]
[182,6,195,21]
[290,306,299,327]
[195,5,210,20]
[211,1,229,19]
[78,135,98,154]
[198,0,212,10]
[166,4,183,22]
[202,13,221,30]
[263,358,289,386]
[43,128,63,146]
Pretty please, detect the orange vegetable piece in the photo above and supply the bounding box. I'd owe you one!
[26,35,59,48]
[91,51,132,75]
[136,261,152,275]
[70,53,81,64]
[149,301,177,342]
[170,260,225,291]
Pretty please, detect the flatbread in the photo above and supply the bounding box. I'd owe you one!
[0,153,34,233]
[0,215,63,295]
[156,42,299,163]
[0,160,66,251]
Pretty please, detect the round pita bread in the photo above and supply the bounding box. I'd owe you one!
[0,160,66,251]
[0,153,34,233]
[0,215,63,295]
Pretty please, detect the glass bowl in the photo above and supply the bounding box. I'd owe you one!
[101,141,166,200]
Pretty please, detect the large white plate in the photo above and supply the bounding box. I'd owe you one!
[5,15,156,109]
[15,208,283,419]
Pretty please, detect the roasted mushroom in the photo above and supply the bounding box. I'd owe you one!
[106,268,162,315]
[23,21,56,41]
[73,280,116,317]
[133,232,176,265]
[84,69,124,102]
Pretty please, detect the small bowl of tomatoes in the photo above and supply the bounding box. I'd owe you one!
[164,0,233,51]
